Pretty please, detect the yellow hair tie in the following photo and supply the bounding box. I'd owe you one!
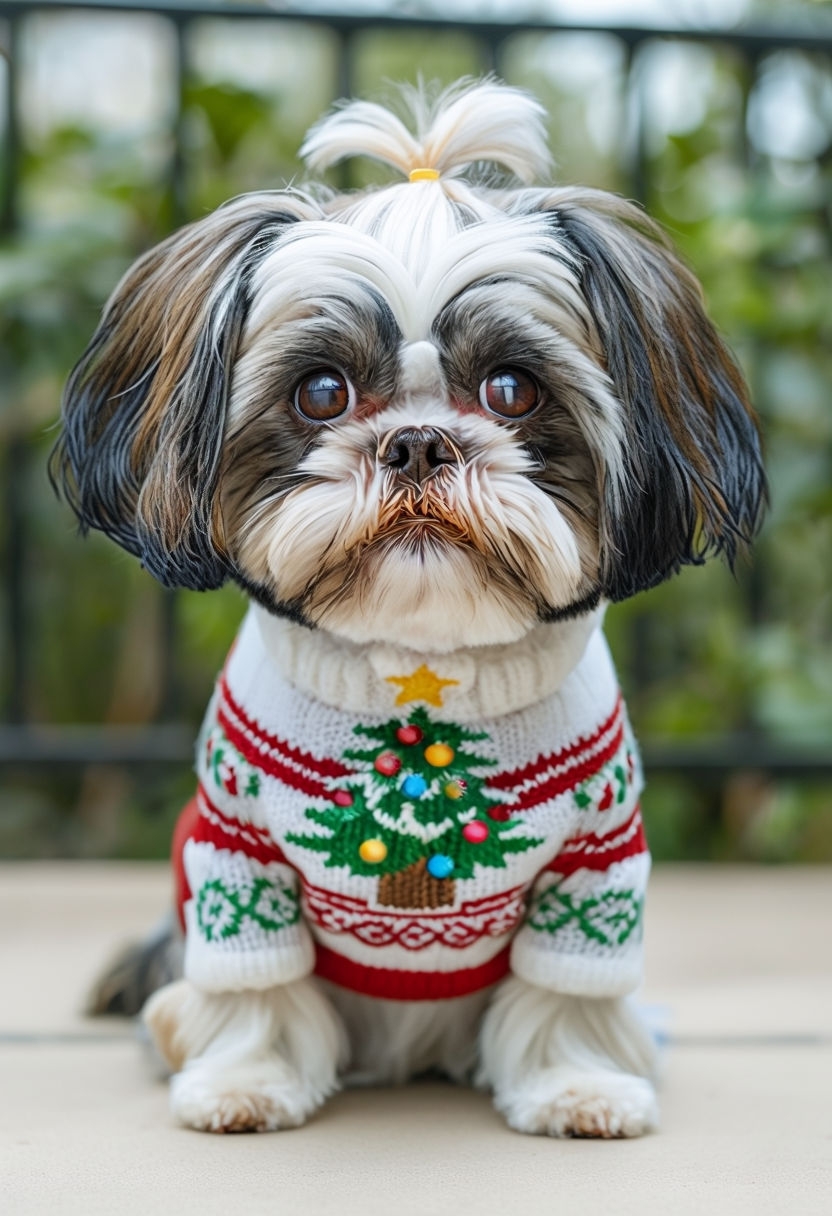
[408,167,440,182]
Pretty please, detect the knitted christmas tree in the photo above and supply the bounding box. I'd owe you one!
[287,706,542,908]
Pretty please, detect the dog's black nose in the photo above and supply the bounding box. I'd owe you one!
[380,427,459,485]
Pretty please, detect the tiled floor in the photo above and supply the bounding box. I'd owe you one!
[1,863,830,1215]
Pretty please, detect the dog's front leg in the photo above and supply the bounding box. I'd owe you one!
[478,976,658,1138]
[143,977,347,1133]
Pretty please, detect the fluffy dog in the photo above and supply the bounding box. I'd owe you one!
[54,80,764,1137]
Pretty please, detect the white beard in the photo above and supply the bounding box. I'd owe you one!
[235,398,589,652]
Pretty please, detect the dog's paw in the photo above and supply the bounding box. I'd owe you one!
[495,1068,658,1139]
[170,1059,321,1133]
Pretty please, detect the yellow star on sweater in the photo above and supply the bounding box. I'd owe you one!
[386,665,459,708]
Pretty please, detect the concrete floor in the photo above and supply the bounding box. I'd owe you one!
[1,863,831,1215]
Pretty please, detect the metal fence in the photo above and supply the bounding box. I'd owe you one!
[1,1,831,819]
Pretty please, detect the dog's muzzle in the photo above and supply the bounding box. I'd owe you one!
[379,426,461,486]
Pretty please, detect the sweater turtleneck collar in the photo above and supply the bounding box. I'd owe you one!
[251,604,604,723]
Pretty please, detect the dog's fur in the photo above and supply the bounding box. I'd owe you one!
[54,80,764,1136]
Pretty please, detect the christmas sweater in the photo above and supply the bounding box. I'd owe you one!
[173,605,649,1002]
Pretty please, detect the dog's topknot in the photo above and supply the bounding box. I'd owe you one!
[300,78,552,185]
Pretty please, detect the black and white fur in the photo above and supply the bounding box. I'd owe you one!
[55,80,764,1136]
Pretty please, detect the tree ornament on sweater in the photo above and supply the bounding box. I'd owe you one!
[286,705,541,909]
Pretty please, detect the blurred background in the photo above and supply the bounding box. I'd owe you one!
[0,0,830,864]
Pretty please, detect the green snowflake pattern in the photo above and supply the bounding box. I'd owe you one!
[195,877,299,942]
[526,883,643,947]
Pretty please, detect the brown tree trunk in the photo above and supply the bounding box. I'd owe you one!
[377,857,455,908]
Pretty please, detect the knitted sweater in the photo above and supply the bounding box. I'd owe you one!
[173,605,649,1002]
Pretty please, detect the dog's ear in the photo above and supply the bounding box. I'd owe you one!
[549,190,766,601]
[51,193,312,590]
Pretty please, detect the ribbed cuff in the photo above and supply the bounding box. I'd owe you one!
[510,937,643,998]
[184,909,315,993]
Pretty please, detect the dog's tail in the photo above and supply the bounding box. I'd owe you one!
[85,912,184,1017]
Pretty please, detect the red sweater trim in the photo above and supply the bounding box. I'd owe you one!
[220,675,352,781]
[217,703,335,799]
[194,784,289,866]
[172,786,291,929]
[545,804,647,877]
[489,694,622,791]
[505,721,625,812]
[313,941,512,1000]
[172,796,200,932]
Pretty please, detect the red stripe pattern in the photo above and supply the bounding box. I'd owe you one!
[193,784,289,866]
[313,941,512,1000]
[544,804,647,877]
[217,675,352,799]
[488,695,624,812]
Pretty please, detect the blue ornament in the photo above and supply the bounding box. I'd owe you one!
[427,854,455,880]
[402,773,428,798]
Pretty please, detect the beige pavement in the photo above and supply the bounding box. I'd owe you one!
[1,863,831,1215]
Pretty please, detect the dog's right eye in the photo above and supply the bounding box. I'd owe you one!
[479,368,538,419]
[294,370,354,421]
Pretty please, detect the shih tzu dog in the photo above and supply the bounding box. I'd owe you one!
[53,80,764,1137]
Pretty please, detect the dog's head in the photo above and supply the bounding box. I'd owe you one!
[53,80,765,652]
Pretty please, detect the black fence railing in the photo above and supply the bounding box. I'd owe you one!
[1,0,831,795]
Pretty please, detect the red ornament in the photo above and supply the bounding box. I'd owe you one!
[395,725,424,746]
[462,821,489,844]
[598,782,614,812]
[374,751,402,777]
[487,805,512,822]
[333,790,354,807]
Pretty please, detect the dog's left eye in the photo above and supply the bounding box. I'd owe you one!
[294,370,354,421]
[479,369,538,418]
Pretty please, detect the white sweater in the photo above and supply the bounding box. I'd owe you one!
[174,605,649,1002]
